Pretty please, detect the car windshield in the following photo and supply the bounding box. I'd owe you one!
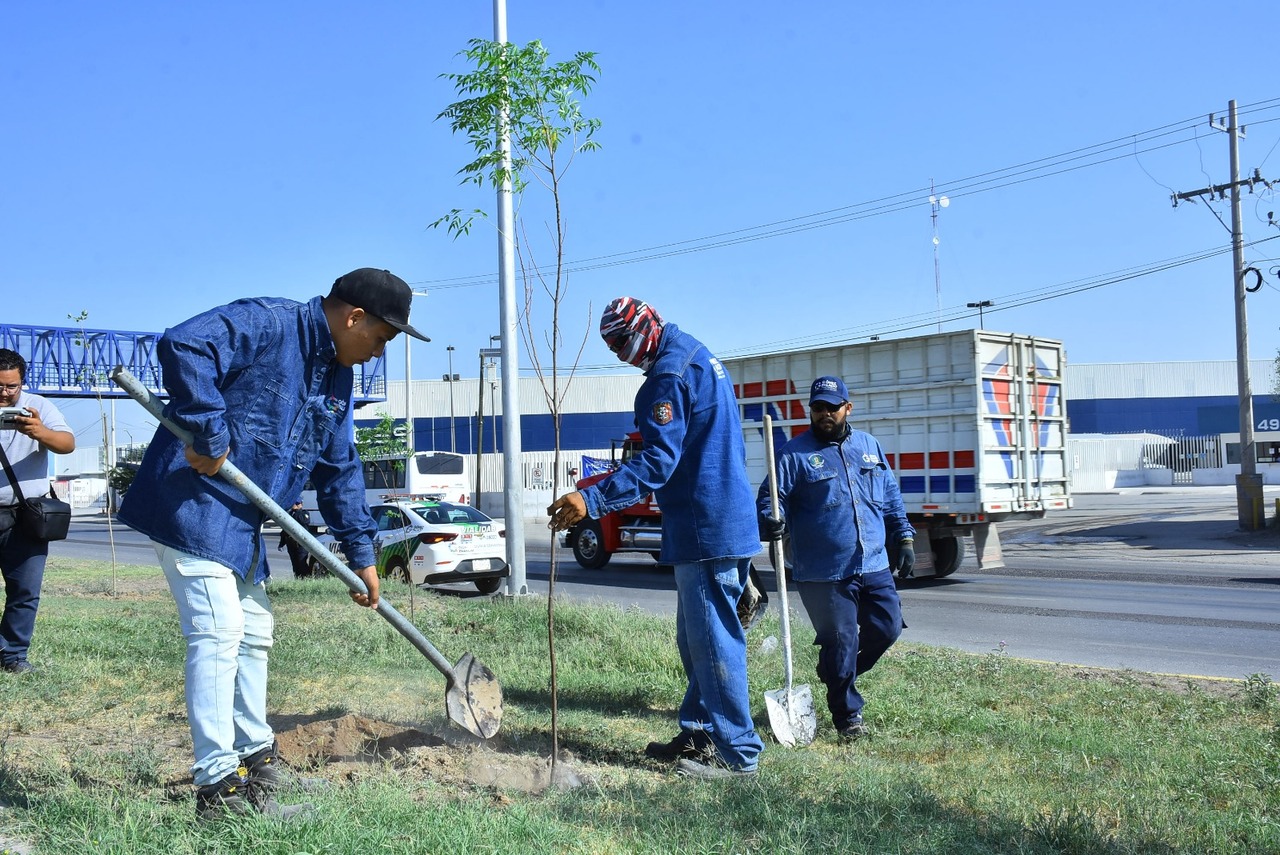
[409,502,491,526]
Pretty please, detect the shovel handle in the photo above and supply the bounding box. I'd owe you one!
[109,366,458,683]
[762,414,796,692]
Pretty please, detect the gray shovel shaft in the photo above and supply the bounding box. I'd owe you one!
[110,366,457,682]
[762,415,796,691]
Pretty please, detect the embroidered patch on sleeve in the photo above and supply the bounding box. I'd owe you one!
[652,401,674,426]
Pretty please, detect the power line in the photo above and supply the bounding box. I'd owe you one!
[412,102,1280,291]
[557,235,1279,372]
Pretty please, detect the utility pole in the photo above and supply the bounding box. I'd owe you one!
[1172,100,1276,530]
[492,0,527,597]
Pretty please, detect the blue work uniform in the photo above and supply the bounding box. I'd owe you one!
[758,425,914,729]
[120,296,376,581]
[581,323,764,770]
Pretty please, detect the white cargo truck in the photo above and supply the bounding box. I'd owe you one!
[725,330,1071,578]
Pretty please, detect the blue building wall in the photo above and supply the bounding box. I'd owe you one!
[1068,395,1280,435]
[357,412,637,454]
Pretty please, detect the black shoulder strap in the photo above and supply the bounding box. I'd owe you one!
[0,442,27,505]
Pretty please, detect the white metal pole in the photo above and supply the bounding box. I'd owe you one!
[404,337,414,453]
[494,0,527,595]
[447,345,457,453]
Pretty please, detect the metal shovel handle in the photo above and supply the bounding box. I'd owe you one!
[109,367,459,681]
[763,414,796,692]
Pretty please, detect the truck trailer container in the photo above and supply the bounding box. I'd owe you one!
[725,329,1071,576]
[564,329,1071,579]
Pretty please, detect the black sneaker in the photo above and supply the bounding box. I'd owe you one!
[644,730,715,761]
[675,757,758,780]
[837,718,869,740]
[195,771,256,820]
[2,660,35,674]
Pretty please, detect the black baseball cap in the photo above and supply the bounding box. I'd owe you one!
[328,268,430,342]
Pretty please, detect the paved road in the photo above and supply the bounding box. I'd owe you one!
[54,486,1280,681]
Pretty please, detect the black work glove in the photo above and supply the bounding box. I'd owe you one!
[758,513,786,542]
[894,539,915,580]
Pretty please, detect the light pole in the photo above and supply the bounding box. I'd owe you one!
[445,345,456,453]
[476,344,502,511]
[967,300,994,330]
[405,288,431,454]
[930,180,950,332]
[488,336,500,457]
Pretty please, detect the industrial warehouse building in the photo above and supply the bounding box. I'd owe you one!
[369,356,1280,511]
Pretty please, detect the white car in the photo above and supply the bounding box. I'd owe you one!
[320,499,508,594]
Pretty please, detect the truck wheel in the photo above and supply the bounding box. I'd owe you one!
[572,520,611,569]
[474,577,502,595]
[385,555,411,584]
[930,536,965,578]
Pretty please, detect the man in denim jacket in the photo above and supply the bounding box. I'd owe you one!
[120,268,428,819]
[757,376,915,740]
[548,297,764,779]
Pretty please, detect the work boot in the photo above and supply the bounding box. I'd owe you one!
[837,717,869,741]
[2,659,35,674]
[195,771,256,820]
[241,741,319,821]
[242,741,290,790]
[243,739,328,794]
[644,729,715,762]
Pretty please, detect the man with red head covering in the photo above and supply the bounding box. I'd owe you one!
[549,297,764,779]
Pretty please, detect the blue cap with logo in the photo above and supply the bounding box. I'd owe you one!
[809,375,848,406]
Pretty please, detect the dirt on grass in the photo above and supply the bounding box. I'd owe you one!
[271,713,585,795]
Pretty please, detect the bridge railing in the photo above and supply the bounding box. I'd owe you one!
[0,323,386,403]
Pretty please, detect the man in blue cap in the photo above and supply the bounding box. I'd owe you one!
[756,375,914,740]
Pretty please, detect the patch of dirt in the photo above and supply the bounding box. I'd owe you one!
[274,714,584,793]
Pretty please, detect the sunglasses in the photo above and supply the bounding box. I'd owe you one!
[809,401,846,414]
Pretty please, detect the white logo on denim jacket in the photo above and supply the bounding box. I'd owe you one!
[807,453,825,468]
[862,452,880,465]
[709,357,727,380]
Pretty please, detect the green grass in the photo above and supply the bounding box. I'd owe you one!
[0,557,1275,854]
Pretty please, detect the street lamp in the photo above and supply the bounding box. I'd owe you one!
[967,300,994,330]
[444,346,456,453]
[476,344,503,510]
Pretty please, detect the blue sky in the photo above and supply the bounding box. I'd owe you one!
[5,1,1280,442]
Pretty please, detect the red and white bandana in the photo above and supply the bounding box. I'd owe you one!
[600,297,664,372]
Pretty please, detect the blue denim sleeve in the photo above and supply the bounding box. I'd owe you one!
[582,373,687,518]
[311,404,377,569]
[878,439,915,541]
[157,303,283,459]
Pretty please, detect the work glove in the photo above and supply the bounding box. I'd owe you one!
[758,513,786,542]
[894,539,915,580]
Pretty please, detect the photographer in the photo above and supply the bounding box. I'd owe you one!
[0,348,76,674]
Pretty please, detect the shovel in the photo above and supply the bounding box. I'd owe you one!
[110,366,502,739]
[761,414,817,747]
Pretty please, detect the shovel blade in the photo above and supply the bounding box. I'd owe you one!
[445,652,504,739]
[764,684,817,747]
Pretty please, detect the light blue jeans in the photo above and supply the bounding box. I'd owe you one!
[674,557,763,771]
[155,543,275,786]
